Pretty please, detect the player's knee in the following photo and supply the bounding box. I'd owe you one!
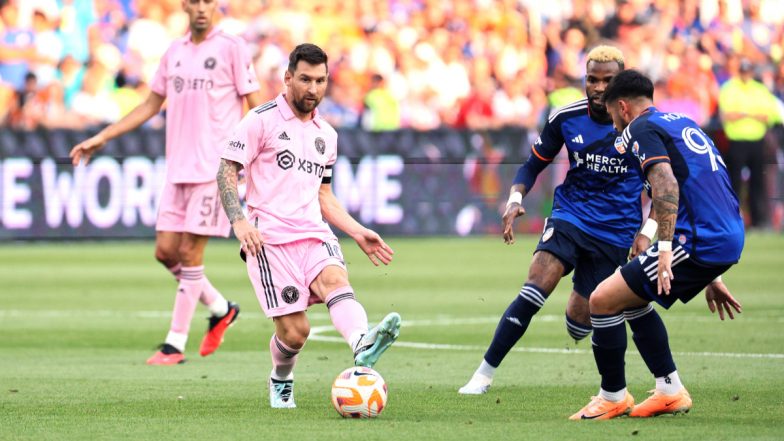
[177,242,203,265]
[278,323,310,350]
[154,247,178,267]
[588,289,614,315]
[313,267,349,294]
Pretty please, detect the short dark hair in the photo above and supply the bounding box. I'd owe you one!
[288,43,328,73]
[602,69,654,104]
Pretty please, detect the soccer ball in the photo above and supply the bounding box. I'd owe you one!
[330,366,388,418]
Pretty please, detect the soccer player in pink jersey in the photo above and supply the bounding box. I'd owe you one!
[69,0,262,365]
[217,43,401,409]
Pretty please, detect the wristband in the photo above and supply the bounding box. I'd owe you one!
[507,192,523,207]
[713,275,723,283]
[639,219,658,240]
[658,240,672,252]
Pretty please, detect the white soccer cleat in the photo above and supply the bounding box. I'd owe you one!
[458,373,493,395]
[269,377,296,409]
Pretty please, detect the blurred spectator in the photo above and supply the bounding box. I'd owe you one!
[547,71,583,110]
[362,73,401,131]
[664,45,718,127]
[8,71,37,128]
[453,77,497,130]
[70,59,119,125]
[57,54,85,109]
[320,81,362,128]
[0,0,36,91]
[30,5,62,86]
[492,77,534,128]
[0,81,15,124]
[719,57,779,228]
[0,0,783,136]
[58,0,97,63]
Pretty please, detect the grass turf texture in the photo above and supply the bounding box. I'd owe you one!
[1,234,782,440]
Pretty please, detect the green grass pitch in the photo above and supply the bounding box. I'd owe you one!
[1,234,782,440]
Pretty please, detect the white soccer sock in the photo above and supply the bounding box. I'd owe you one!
[599,387,627,402]
[475,359,496,380]
[207,298,229,317]
[165,331,187,353]
[656,370,683,395]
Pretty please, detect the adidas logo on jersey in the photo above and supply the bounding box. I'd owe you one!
[571,134,584,144]
[279,131,290,141]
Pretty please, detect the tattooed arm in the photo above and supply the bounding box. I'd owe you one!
[217,158,264,257]
[647,162,679,295]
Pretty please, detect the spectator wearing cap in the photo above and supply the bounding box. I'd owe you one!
[719,56,780,228]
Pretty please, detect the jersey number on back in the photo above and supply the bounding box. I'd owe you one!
[681,127,725,172]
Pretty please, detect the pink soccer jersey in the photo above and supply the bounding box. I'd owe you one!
[221,93,338,245]
[151,28,260,184]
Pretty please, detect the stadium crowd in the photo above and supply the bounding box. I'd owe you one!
[1,0,783,132]
[1,0,783,228]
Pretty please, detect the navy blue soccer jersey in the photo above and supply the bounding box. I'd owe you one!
[621,107,745,265]
[534,99,643,248]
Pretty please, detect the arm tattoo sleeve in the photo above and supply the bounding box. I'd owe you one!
[647,163,679,242]
[217,159,245,224]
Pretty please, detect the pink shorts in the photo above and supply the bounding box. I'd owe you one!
[246,237,347,318]
[156,180,231,237]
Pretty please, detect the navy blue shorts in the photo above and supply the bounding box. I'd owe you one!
[620,242,732,309]
[534,218,629,299]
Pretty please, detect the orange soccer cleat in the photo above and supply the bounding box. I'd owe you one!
[629,389,692,417]
[569,392,635,420]
[146,344,185,365]
[199,302,240,357]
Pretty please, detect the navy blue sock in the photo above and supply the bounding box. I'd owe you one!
[591,313,627,392]
[565,314,592,342]
[483,283,547,367]
[624,304,676,377]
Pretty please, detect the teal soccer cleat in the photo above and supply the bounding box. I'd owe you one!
[353,312,401,368]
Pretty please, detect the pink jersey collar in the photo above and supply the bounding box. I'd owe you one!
[276,93,322,128]
[183,26,221,45]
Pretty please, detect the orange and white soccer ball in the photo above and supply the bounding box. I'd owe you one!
[330,366,388,418]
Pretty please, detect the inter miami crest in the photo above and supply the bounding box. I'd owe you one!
[281,286,300,304]
[173,76,184,93]
[204,57,217,70]
[315,137,326,155]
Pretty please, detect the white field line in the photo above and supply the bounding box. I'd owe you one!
[2,310,782,324]
[309,317,784,360]
[2,310,782,359]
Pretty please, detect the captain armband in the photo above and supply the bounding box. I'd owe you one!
[321,165,333,184]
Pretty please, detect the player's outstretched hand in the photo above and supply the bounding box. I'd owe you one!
[502,203,526,245]
[629,234,651,260]
[70,134,106,166]
[233,218,264,257]
[354,228,394,266]
[705,280,742,321]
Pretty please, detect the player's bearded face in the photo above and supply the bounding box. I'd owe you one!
[585,61,622,117]
[286,62,328,116]
[183,0,216,32]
